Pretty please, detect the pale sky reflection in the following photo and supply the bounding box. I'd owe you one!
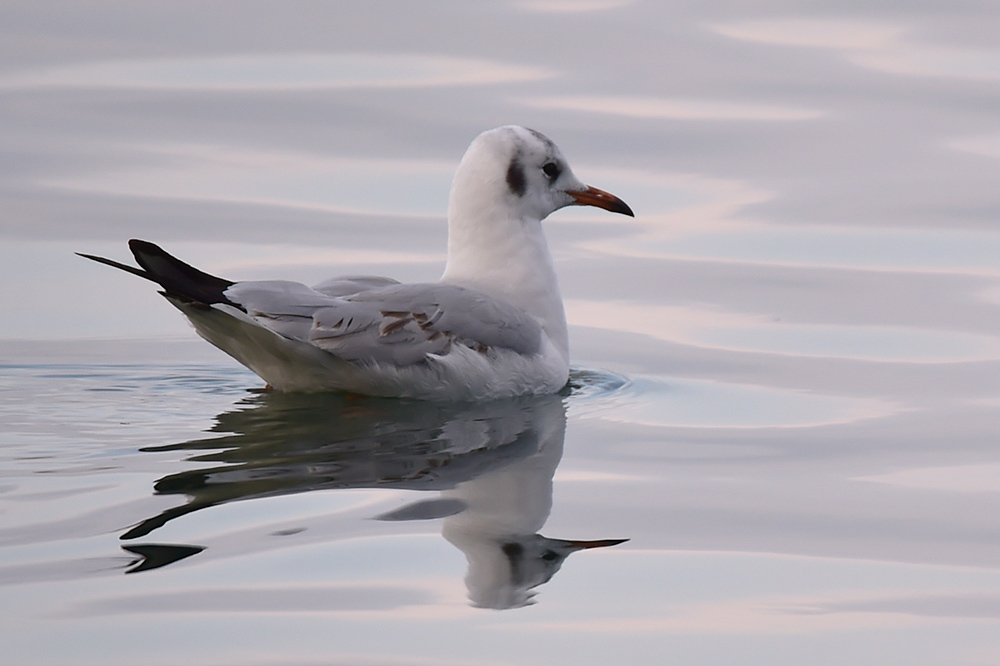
[498,551,1000,636]
[516,598,926,635]
[515,0,635,13]
[566,300,1000,363]
[517,95,826,121]
[571,374,894,428]
[856,463,1000,493]
[949,134,1000,160]
[710,19,907,51]
[45,144,456,217]
[591,222,1000,276]
[712,18,1000,81]
[0,53,553,91]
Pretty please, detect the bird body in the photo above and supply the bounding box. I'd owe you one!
[80,126,633,399]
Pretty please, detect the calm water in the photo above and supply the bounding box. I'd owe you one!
[3,1,1000,664]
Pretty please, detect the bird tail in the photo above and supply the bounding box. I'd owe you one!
[78,239,236,306]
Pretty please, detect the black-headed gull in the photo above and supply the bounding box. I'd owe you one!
[80,126,633,399]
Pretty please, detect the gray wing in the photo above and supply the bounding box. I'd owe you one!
[224,280,543,366]
[222,280,337,341]
[311,275,401,297]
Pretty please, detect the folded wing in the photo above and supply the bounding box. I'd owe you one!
[225,280,544,367]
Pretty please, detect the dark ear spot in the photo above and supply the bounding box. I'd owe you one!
[501,542,524,581]
[506,158,526,197]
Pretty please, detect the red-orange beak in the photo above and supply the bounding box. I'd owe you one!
[569,186,634,217]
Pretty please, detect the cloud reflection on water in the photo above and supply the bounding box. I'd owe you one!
[517,95,826,121]
[45,144,456,216]
[712,18,1000,80]
[567,300,1000,363]
[0,53,552,91]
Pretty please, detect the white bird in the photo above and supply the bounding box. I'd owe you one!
[80,126,633,399]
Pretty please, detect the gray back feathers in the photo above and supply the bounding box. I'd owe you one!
[226,279,543,367]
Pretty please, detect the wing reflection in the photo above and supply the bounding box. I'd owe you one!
[126,390,626,608]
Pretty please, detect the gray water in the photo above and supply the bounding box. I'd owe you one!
[3,2,1000,664]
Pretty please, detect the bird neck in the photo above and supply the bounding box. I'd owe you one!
[441,207,568,360]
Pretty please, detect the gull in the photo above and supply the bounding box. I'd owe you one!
[79,126,633,399]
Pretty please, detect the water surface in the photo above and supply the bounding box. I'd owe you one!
[3,1,1000,664]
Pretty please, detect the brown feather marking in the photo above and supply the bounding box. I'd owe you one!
[379,314,412,336]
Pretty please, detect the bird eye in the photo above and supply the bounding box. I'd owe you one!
[541,550,558,561]
[542,162,561,181]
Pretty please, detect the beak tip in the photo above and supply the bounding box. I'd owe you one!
[571,186,635,218]
[568,538,630,550]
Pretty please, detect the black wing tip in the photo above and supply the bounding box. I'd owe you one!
[76,250,153,281]
[76,250,116,263]
[128,239,237,306]
[80,239,236,307]
[128,238,162,253]
[128,239,177,266]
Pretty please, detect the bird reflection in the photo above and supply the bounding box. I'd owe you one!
[125,389,626,608]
